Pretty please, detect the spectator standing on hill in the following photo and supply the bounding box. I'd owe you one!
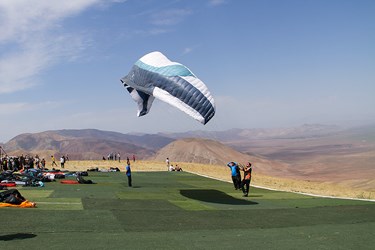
[35,155,40,169]
[117,152,121,163]
[60,156,65,169]
[51,155,57,167]
[240,162,252,197]
[41,158,46,170]
[126,163,132,187]
[227,162,241,190]
[166,158,170,171]
[132,154,136,162]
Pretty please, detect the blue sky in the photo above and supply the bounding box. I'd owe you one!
[0,0,374,142]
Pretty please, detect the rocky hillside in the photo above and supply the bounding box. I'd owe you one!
[149,138,289,176]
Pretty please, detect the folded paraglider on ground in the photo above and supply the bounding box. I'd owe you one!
[0,186,36,208]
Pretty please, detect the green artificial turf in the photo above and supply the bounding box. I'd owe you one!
[0,171,374,249]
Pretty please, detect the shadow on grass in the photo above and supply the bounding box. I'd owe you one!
[0,233,37,241]
[180,189,258,205]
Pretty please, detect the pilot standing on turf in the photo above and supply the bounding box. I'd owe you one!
[126,163,132,187]
[241,162,252,197]
[227,162,241,190]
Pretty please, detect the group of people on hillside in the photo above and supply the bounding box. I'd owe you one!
[1,154,47,171]
[166,158,183,172]
[227,161,252,197]
[105,152,121,162]
[1,154,71,172]
[103,153,136,164]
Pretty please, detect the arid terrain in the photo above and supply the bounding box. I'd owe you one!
[1,125,374,198]
[225,126,375,191]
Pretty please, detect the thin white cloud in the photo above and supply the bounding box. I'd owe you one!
[128,5,193,38]
[182,47,193,54]
[0,0,101,43]
[182,44,201,55]
[150,9,192,26]
[134,28,171,37]
[0,0,112,94]
[0,33,90,94]
[0,37,90,93]
[0,102,28,115]
[208,0,227,7]
[108,0,127,3]
[0,49,43,94]
[0,101,59,115]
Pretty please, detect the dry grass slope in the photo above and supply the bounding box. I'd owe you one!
[149,138,290,174]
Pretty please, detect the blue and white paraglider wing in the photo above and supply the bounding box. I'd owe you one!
[120,51,215,124]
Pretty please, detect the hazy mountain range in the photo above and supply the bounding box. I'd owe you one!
[1,129,173,160]
[1,124,372,162]
[0,124,342,158]
[1,124,374,190]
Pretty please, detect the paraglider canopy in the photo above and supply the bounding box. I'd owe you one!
[120,51,215,124]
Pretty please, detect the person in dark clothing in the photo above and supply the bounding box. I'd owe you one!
[0,188,27,205]
[240,162,252,197]
[126,163,132,187]
[76,172,94,184]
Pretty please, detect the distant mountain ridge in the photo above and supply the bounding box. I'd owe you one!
[160,124,342,141]
[2,124,372,163]
[3,129,174,160]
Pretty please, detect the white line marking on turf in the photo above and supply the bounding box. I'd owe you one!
[36,202,82,205]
